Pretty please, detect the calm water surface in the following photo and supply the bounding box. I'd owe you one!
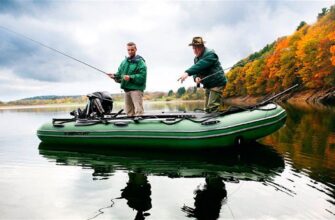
[0,102,334,219]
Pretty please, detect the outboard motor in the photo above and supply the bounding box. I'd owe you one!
[71,91,113,119]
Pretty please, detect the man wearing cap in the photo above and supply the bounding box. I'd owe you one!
[179,37,227,112]
[108,42,147,116]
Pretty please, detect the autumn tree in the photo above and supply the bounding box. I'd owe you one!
[318,8,328,19]
[168,90,174,96]
[296,8,335,88]
[176,87,186,98]
[296,21,307,31]
[224,5,335,97]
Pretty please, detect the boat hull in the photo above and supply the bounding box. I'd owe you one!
[37,104,287,149]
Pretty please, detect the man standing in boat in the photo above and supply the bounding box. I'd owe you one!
[178,37,227,112]
[108,42,147,116]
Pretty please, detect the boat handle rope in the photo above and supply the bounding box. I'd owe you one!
[160,118,184,125]
[75,119,108,126]
[52,118,76,127]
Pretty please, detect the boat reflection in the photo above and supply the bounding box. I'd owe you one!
[39,142,285,220]
[39,142,285,181]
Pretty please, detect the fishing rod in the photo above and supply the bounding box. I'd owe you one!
[255,83,300,107]
[0,25,109,76]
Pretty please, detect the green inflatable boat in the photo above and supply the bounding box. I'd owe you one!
[37,103,287,149]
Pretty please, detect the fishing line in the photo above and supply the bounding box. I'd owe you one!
[0,25,109,76]
[87,198,116,220]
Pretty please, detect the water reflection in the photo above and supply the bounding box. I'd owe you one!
[39,142,284,181]
[182,175,227,220]
[261,103,335,212]
[39,142,285,219]
[262,103,335,187]
[121,172,152,220]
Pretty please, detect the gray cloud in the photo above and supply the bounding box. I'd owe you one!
[0,29,95,82]
[0,31,39,64]
[0,0,51,16]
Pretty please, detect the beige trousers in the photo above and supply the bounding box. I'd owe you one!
[125,90,144,116]
[204,86,226,112]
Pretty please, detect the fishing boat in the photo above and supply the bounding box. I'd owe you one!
[37,102,287,149]
[37,84,299,150]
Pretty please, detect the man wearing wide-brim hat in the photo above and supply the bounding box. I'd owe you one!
[178,36,227,112]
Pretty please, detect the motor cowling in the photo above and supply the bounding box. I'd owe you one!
[72,91,113,118]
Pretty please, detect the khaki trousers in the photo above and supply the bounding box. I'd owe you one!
[204,86,226,113]
[125,90,144,116]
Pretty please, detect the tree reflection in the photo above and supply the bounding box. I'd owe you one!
[262,103,335,185]
[182,176,227,220]
[120,172,152,220]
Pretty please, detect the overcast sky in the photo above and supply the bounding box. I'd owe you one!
[0,0,333,101]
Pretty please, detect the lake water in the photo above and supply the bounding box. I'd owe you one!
[0,102,334,219]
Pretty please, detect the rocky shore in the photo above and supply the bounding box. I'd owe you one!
[225,87,335,107]
[285,87,335,106]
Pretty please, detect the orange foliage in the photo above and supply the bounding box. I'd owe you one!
[329,32,335,66]
[225,5,335,97]
[296,14,335,88]
[265,38,289,92]
[331,45,335,65]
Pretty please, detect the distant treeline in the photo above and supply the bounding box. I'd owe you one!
[0,94,126,106]
[2,95,87,106]
[224,6,335,97]
[144,87,205,101]
[0,88,204,106]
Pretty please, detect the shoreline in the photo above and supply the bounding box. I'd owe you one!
[1,89,334,110]
[0,103,86,110]
[225,88,335,107]
[0,100,204,110]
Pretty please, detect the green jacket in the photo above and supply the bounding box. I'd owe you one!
[185,48,227,89]
[115,55,147,91]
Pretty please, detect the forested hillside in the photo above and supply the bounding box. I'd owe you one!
[224,6,335,97]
